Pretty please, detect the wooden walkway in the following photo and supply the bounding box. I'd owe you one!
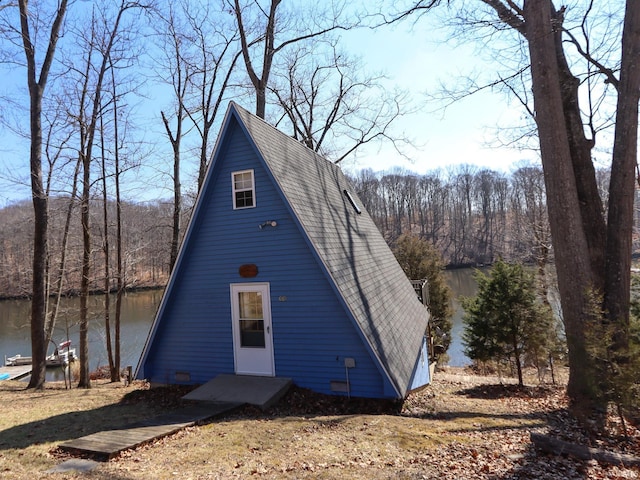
[58,402,240,460]
[0,365,31,381]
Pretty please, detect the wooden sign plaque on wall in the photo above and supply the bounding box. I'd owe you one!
[239,264,259,278]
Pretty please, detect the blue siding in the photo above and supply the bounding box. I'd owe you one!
[408,336,431,391]
[141,121,396,398]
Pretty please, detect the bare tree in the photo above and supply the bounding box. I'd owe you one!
[271,43,412,164]
[230,0,354,119]
[525,0,640,421]
[112,73,125,385]
[98,108,114,381]
[156,2,191,271]
[15,0,69,389]
[510,165,550,271]
[379,169,410,240]
[42,106,80,352]
[416,171,448,249]
[155,0,241,273]
[446,165,476,265]
[387,0,640,420]
[70,1,147,388]
[473,169,508,264]
[179,1,241,191]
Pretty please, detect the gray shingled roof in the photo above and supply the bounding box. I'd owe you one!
[230,102,429,397]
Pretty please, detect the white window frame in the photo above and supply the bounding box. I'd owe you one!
[232,169,256,209]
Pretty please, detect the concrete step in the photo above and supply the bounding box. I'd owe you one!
[183,374,292,409]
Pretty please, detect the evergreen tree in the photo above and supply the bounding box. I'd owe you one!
[393,234,453,358]
[462,260,557,385]
[587,273,640,429]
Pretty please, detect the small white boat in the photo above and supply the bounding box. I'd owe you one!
[5,341,76,367]
[4,354,31,366]
[46,348,76,367]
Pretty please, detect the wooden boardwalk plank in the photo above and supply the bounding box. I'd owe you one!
[59,402,240,460]
[0,365,32,381]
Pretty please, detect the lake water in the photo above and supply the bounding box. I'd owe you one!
[0,269,477,380]
[0,290,163,381]
[443,268,481,367]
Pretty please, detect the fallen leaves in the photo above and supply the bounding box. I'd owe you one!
[3,368,640,479]
[103,369,640,479]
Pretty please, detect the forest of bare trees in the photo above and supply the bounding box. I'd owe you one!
[352,164,639,266]
[0,196,182,299]
[1,163,634,302]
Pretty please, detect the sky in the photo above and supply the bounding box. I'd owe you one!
[337,10,539,176]
[0,3,540,207]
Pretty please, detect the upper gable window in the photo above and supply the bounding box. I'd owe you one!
[232,170,255,209]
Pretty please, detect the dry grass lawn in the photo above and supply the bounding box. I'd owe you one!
[0,368,638,479]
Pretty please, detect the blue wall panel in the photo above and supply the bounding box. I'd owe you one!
[408,336,431,391]
[142,122,396,398]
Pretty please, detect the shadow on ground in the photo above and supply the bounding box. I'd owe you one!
[458,383,560,400]
[3,381,633,479]
[0,385,194,451]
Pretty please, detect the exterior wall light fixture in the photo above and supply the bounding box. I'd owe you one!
[259,220,278,229]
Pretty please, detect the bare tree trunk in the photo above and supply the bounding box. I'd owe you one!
[100,114,116,381]
[157,4,186,271]
[114,161,123,383]
[18,0,69,389]
[551,15,606,287]
[524,0,604,417]
[45,158,81,347]
[74,23,95,390]
[234,0,279,118]
[194,51,240,192]
[512,337,523,387]
[161,110,182,272]
[78,146,91,388]
[29,108,48,389]
[604,0,640,349]
[42,117,76,349]
[111,60,122,382]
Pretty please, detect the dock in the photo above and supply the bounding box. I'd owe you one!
[0,365,31,381]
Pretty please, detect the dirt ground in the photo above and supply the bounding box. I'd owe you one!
[0,367,639,479]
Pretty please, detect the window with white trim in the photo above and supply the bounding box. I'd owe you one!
[232,170,255,209]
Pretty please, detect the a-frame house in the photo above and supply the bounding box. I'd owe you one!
[136,102,431,399]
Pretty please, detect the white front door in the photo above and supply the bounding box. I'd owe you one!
[230,283,275,376]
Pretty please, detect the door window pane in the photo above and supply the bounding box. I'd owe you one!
[238,292,265,347]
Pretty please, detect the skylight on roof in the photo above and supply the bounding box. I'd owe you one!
[343,189,362,214]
